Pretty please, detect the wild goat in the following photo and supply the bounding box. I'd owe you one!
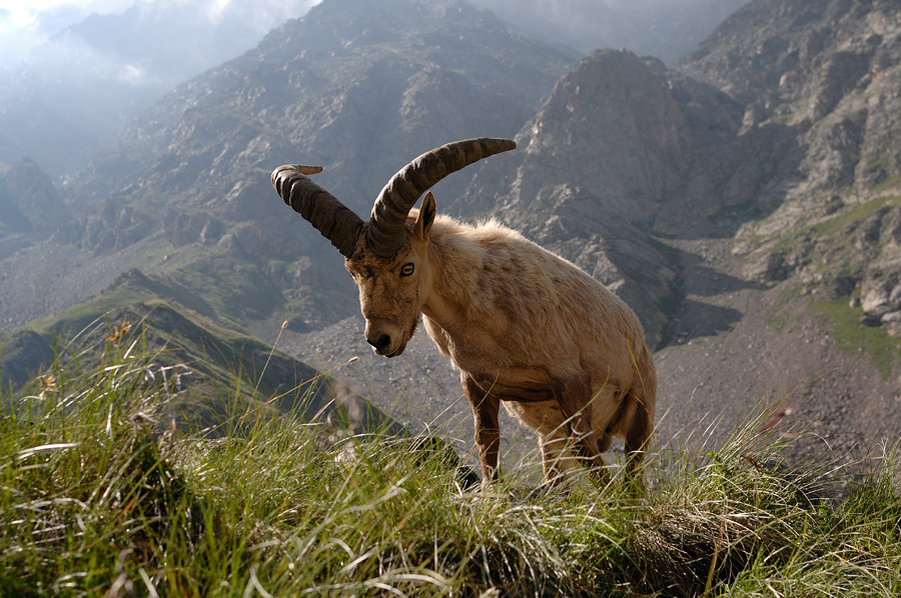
[271,138,656,488]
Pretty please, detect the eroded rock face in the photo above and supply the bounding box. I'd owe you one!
[681,0,901,200]
[455,50,692,348]
[857,205,901,332]
[672,0,901,343]
[470,50,692,224]
[860,279,901,315]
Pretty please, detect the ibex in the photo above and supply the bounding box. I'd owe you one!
[271,138,656,488]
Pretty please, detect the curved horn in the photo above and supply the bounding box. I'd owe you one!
[367,137,516,257]
[271,165,364,258]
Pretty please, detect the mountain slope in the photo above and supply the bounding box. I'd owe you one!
[651,0,901,444]
[677,0,901,334]
[0,268,402,436]
[0,0,573,338]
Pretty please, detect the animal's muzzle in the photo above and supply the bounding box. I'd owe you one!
[366,332,406,357]
[367,333,392,354]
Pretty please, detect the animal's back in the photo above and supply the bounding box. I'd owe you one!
[430,216,650,381]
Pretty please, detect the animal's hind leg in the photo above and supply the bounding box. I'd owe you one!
[552,378,610,485]
[624,392,653,483]
[537,429,579,488]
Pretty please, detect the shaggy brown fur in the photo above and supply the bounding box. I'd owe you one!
[345,193,656,488]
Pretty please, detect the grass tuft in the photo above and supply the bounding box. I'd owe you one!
[2,332,900,596]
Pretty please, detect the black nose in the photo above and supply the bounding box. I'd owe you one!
[367,333,391,353]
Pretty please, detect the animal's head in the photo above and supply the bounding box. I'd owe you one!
[271,137,516,357]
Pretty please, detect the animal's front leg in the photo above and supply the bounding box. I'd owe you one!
[462,375,500,488]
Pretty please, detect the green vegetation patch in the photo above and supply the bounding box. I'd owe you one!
[773,195,895,252]
[765,285,901,379]
[872,174,901,195]
[764,286,804,333]
[809,297,901,379]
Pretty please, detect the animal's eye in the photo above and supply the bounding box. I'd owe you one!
[400,263,415,277]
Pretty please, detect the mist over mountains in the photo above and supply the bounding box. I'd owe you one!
[0,0,748,177]
[0,0,321,176]
[2,0,901,449]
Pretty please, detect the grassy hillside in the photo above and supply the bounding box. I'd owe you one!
[0,268,401,435]
[2,341,900,596]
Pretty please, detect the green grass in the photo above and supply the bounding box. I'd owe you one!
[766,287,900,379]
[809,297,901,379]
[772,195,896,253]
[764,287,803,333]
[872,174,901,195]
[2,336,901,596]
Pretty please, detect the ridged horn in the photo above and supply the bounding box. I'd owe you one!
[271,164,364,258]
[367,137,516,257]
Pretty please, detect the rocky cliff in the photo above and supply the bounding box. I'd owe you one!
[456,49,691,347]
[679,0,901,336]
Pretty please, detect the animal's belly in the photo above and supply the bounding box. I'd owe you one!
[466,367,555,401]
[489,380,554,403]
[502,385,627,440]
[502,400,566,438]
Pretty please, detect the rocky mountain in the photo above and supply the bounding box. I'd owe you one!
[455,49,693,347]
[662,0,901,446]
[65,0,573,208]
[3,0,901,454]
[680,0,901,331]
[0,0,573,339]
[0,0,749,180]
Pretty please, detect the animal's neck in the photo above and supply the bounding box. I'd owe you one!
[419,220,482,333]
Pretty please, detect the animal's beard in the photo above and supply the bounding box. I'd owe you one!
[387,318,420,358]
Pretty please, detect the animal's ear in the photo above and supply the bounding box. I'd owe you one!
[415,192,436,241]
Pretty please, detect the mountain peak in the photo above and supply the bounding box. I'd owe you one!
[0,158,72,237]
[259,0,508,59]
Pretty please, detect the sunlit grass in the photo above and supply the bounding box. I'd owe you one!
[2,329,900,596]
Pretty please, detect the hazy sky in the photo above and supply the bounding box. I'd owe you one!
[0,0,130,27]
[0,0,130,64]
[0,0,320,66]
